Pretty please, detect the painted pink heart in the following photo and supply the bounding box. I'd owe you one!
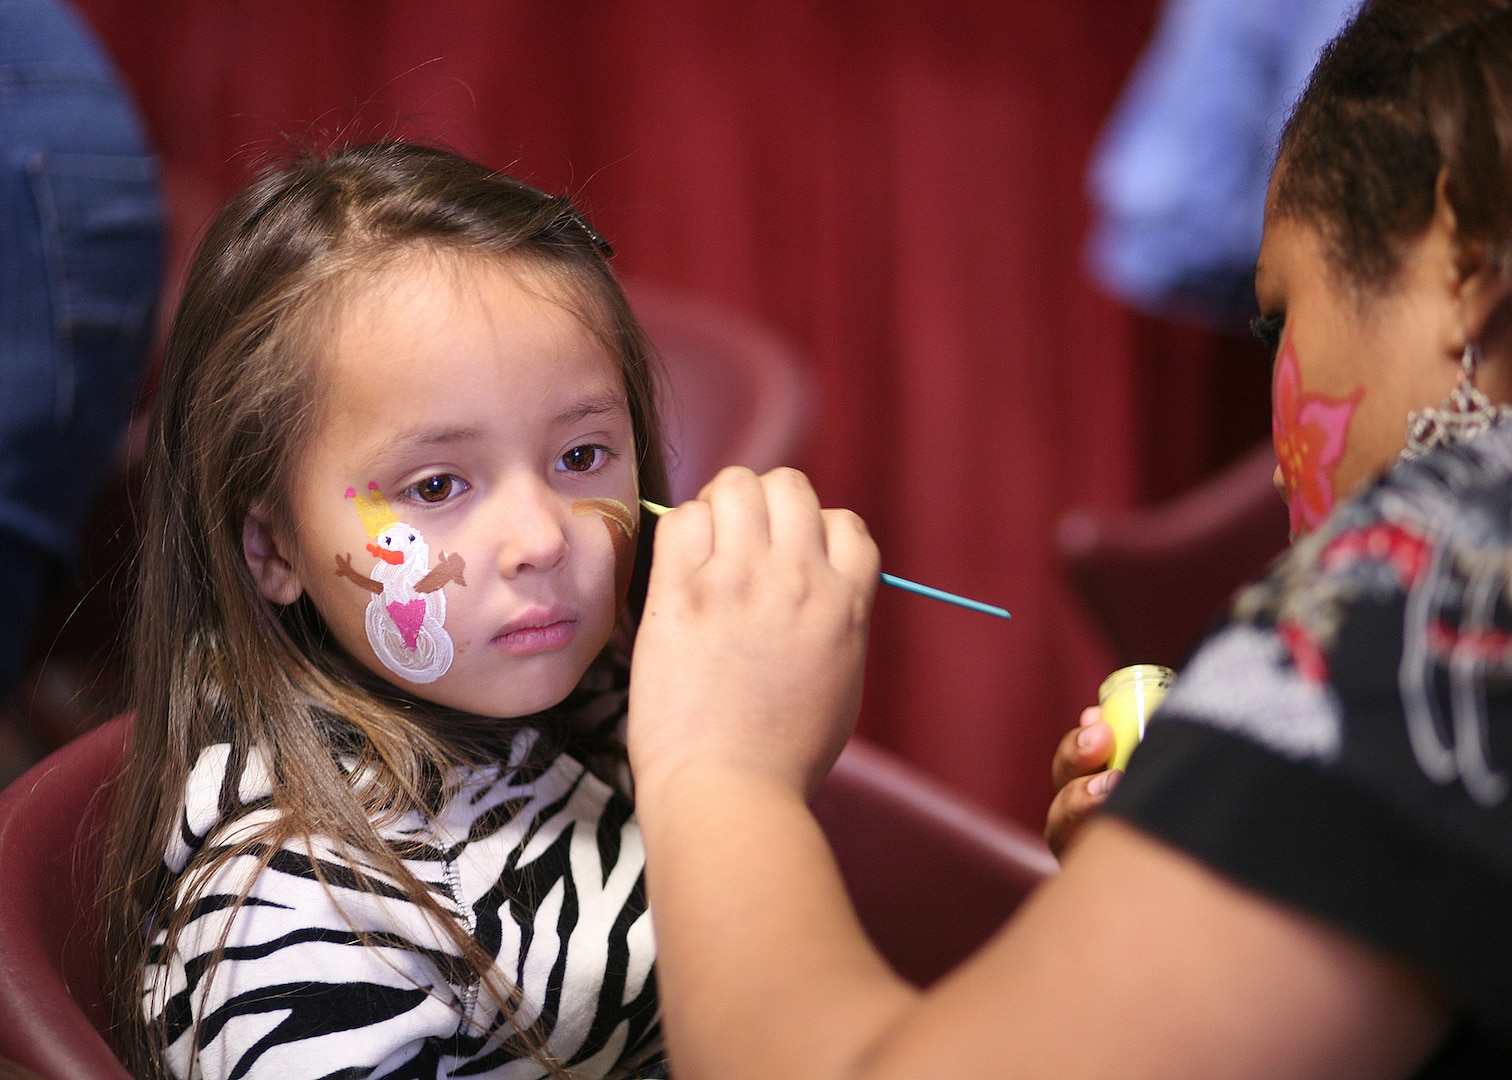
[387,599,426,651]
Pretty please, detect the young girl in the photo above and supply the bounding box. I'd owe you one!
[96,142,671,1080]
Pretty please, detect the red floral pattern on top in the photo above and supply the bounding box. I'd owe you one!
[1277,618,1330,684]
[1271,522,1435,687]
[1427,620,1512,665]
[1320,522,1431,590]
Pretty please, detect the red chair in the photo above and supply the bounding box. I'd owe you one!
[813,738,1057,987]
[0,714,132,1080]
[626,281,814,502]
[0,1056,47,1079]
[1057,440,1290,670]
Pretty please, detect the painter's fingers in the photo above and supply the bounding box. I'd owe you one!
[630,468,876,799]
[1046,707,1119,859]
[761,467,827,558]
[1050,707,1114,791]
[698,466,770,564]
[645,494,715,596]
[1045,769,1121,859]
[822,507,880,599]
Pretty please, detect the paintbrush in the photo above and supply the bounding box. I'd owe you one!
[639,498,1010,619]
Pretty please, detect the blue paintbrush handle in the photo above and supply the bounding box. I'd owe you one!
[878,572,1011,619]
[640,499,1010,619]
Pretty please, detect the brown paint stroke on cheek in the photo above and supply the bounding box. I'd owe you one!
[572,497,638,604]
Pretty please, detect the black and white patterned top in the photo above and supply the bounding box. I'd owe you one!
[1110,420,1512,1074]
[142,720,665,1080]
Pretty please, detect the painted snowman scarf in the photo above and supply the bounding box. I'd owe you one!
[335,483,467,683]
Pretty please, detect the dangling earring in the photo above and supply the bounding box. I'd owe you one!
[1402,341,1512,458]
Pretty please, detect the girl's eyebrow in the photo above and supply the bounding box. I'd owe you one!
[364,426,482,471]
[363,397,627,472]
[554,393,628,426]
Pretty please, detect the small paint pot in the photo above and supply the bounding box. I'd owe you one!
[1098,664,1176,773]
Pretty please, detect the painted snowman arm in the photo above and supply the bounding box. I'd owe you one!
[334,553,384,594]
[416,552,466,593]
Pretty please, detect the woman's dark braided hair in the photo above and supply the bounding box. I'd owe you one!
[1274,0,1512,292]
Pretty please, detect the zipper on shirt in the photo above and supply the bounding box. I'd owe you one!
[443,856,482,1024]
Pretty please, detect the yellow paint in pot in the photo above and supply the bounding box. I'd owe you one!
[1098,664,1176,773]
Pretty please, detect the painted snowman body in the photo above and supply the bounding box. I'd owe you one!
[365,523,453,683]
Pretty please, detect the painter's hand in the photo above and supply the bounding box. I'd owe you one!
[1044,706,1119,859]
[628,467,879,801]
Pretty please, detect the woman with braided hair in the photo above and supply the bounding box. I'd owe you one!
[625,2,1512,1076]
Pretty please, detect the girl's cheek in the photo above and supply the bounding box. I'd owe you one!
[571,497,638,605]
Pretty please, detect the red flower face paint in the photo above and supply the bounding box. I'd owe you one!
[1272,330,1364,536]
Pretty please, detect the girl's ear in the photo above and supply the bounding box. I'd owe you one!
[243,506,304,605]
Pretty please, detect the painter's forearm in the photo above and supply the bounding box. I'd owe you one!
[639,768,918,1080]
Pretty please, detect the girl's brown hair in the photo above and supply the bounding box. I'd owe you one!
[96,141,670,1078]
[1274,0,1512,291]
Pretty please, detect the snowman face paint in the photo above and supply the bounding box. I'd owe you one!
[332,484,468,683]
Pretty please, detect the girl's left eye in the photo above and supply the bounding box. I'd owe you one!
[558,444,614,474]
[406,474,467,503]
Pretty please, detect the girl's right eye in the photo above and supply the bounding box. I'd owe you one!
[1250,313,1284,359]
[557,444,614,474]
[406,474,467,504]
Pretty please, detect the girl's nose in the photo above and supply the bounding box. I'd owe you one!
[496,480,569,578]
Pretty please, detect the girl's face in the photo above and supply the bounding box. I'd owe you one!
[1254,211,1465,537]
[249,253,638,718]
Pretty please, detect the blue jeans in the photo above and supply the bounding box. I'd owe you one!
[0,0,163,699]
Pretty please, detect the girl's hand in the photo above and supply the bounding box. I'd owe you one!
[1044,706,1119,858]
[628,467,880,801]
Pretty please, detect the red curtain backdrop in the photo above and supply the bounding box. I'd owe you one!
[71,0,1270,828]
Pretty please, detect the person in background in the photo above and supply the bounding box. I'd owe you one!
[626,1,1512,1075]
[0,0,162,705]
[1088,0,1356,328]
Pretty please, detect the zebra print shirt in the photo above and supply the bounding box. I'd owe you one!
[142,725,666,1079]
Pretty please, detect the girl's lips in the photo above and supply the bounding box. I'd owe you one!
[493,619,578,656]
